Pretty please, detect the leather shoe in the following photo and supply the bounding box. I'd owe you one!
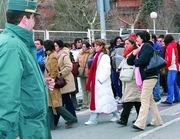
[146,123,154,127]
[161,101,172,105]
[116,120,127,126]
[132,125,143,131]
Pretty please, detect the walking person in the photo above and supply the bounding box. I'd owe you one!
[54,40,77,118]
[77,41,91,109]
[85,39,118,125]
[116,38,141,126]
[127,31,163,131]
[0,0,54,138]
[151,34,163,102]
[109,36,124,103]
[161,35,180,104]
[44,40,77,129]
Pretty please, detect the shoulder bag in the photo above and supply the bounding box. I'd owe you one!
[119,58,134,82]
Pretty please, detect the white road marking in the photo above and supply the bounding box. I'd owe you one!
[132,113,180,139]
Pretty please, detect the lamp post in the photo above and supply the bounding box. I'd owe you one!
[150,12,157,34]
[150,12,158,34]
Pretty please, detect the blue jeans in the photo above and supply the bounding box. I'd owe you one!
[153,74,161,101]
[166,70,180,103]
[177,71,180,87]
[111,70,122,98]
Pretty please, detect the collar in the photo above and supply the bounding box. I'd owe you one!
[5,23,34,48]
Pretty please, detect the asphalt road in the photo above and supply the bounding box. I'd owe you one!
[51,100,180,139]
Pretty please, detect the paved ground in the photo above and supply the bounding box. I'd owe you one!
[51,97,180,139]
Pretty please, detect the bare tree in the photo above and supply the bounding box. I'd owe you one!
[0,0,7,28]
[51,0,99,31]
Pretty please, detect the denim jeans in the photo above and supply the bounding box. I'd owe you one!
[153,74,161,101]
[166,70,180,103]
[111,70,122,98]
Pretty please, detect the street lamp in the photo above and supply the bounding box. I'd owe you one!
[150,12,158,34]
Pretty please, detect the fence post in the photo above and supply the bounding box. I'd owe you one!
[45,30,50,40]
[119,28,123,36]
[87,29,92,44]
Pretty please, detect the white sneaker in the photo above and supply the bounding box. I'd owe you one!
[84,120,98,125]
[110,117,118,122]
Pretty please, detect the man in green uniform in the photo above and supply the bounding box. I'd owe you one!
[0,0,54,138]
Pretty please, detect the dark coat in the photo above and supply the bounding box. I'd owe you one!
[127,42,158,80]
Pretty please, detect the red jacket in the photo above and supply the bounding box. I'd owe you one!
[165,40,179,70]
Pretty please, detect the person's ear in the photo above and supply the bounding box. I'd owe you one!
[20,15,28,26]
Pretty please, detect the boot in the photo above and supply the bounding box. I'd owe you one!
[56,107,77,124]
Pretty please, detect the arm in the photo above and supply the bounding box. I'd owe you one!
[98,55,111,83]
[60,55,73,76]
[134,44,154,67]
[127,53,136,66]
[0,47,22,132]
[49,56,58,79]
[165,45,172,68]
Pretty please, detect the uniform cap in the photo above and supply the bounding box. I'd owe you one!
[7,0,39,15]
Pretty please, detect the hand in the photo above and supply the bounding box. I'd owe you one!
[45,77,55,91]
[133,48,140,56]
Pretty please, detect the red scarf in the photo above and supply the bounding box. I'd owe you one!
[123,47,135,57]
[86,50,102,110]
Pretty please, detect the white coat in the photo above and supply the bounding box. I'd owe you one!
[92,53,117,113]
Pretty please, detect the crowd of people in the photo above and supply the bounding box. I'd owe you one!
[35,31,180,131]
[0,0,180,138]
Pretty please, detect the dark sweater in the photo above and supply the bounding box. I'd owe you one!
[127,42,158,80]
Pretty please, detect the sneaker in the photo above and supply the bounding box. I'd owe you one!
[115,96,120,102]
[110,117,118,122]
[84,120,98,125]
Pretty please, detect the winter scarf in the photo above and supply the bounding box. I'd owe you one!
[86,50,102,110]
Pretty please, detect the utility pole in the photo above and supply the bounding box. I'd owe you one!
[98,0,106,40]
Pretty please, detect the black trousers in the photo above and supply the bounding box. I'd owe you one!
[120,102,141,124]
[62,93,77,118]
[48,107,77,130]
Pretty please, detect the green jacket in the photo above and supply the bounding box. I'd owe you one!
[0,23,51,139]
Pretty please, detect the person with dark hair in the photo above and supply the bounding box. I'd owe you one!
[127,31,163,131]
[64,43,80,111]
[151,34,164,102]
[0,0,54,138]
[35,38,45,74]
[54,40,77,118]
[116,38,141,126]
[76,41,91,109]
[44,40,77,129]
[110,36,124,103]
[161,35,180,104]
[157,34,167,95]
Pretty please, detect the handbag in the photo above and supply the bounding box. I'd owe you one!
[145,51,166,72]
[71,61,79,77]
[45,66,66,89]
[119,59,134,81]
[54,76,67,88]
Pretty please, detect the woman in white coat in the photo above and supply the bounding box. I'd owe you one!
[85,39,118,125]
